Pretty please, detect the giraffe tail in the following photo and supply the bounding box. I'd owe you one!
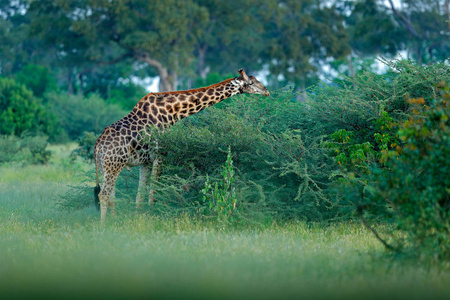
[94,185,101,210]
[94,143,101,211]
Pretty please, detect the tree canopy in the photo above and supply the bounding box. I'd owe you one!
[0,0,448,94]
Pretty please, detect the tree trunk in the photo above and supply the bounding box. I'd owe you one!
[446,0,450,30]
[347,54,355,78]
[197,45,208,79]
[67,69,74,95]
[135,51,174,92]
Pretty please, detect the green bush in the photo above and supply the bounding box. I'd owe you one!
[61,60,450,236]
[0,134,51,165]
[15,64,58,98]
[61,89,340,223]
[71,131,98,162]
[365,85,449,259]
[47,92,126,140]
[0,77,59,138]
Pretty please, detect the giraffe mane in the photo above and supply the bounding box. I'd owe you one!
[144,78,235,97]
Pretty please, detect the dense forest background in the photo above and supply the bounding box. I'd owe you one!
[1,0,448,103]
[0,0,449,259]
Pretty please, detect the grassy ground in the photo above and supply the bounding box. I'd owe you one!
[0,145,449,299]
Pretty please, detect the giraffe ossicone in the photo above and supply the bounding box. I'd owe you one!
[94,69,270,223]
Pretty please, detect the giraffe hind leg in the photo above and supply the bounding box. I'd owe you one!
[99,169,122,224]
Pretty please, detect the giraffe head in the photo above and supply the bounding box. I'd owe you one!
[237,69,270,96]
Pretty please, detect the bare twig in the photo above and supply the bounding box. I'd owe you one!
[387,0,421,38]
[357,205,395,251]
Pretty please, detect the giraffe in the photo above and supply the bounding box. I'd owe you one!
[94,69,270,223]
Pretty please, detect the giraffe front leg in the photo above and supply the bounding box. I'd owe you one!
[136,164,151,209]
[149,157,161,204]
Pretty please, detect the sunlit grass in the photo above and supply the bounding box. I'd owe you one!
[0,143,89,184]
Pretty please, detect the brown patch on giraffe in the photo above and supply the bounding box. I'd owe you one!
[149,114,157,124]
[159,108,167,115]
[142,102,150,112]
[151,105,158,116]
[165,96,176,103]
[173,103,181,112]
[207,89,214,96]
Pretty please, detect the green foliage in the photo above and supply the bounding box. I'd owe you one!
[15,64,58,98]
[136,90,342,222]
[316,60,450,259]
[0,134,51,165]
[200,147,238,222]
[107,82,147,111]
[326,112,400,174]
[366,86,450,259]
[0,77,59,139]
[47,92,126,140]
[71,131,98,162]
[310,60,449,147]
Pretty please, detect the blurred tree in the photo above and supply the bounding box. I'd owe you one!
[262,0,351,90]
[386,0,450,64]
[192,0,265,79]
[341,0,449,64]
[15,64,58,98]
[0,0,37,75]
[28,0,208,92]
[344,0,405,56]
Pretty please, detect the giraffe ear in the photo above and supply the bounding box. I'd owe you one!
[238,68,250,83]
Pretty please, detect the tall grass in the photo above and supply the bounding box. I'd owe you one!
[1,176,449,299]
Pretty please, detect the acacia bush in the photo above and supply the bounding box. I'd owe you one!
[63,60,450,240]
[320,60,450,259]
[63,88,340,222]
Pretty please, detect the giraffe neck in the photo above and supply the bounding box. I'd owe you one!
[128,77,244,128]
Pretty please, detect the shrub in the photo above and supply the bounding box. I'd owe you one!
[0,77,59,138]
[365,84,450,259]
[0,134,51,165]
[200,147,238,223]
[15,64,58,98]
[319,60,450,259]
[61,90,340,222]
[71,131,98,162]
[47,92,126,140]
